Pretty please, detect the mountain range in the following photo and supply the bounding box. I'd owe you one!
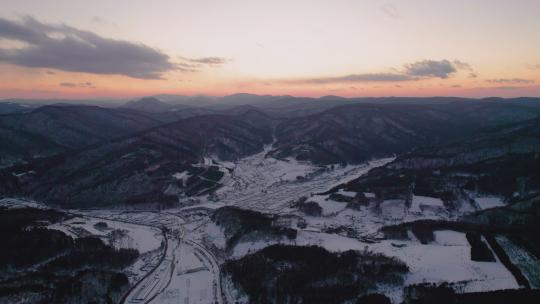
[1,94,540,207]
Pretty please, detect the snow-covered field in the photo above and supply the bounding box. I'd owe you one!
[149,242,214,304]
[475,196,506,210]
[230,229,520,302]
[309,194,348,215]
[48,215,163,253]
[1,150,532,304]
[0,197,46,209]
[410,195,445,214]
[213,146,394,214]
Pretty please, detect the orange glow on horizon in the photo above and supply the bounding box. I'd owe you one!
[1,0,539,100]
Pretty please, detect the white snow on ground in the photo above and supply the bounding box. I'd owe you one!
[202,221,227,250]
[293,230,519,296]
[4,148,521,303]
[81,210,185,228]
[230,228,519,299]
[47,222,78,238]
[434,230,469,246]
[380,200,407,220]
[496,235,540,289]
[410,195,445,213]
[295,230,362,251]
[172,171,190,185]
[364,192,376,198]
[337,189,357,197]
[124,248,163,284]
[272,158,315,182]
[0,198,46,209]
[213,146,395,214]
[305,230,517,289]
[232,240,277,258]
[475,196,505,210]
[49,216,163,253]
[180,202,225,212]
[73,209,226,304]
[150,242,213,304]
[308,194,347,215]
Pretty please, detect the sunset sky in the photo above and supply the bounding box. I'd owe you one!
[1,0,539,99]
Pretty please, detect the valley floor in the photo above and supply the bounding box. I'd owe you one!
[2,150,538,304]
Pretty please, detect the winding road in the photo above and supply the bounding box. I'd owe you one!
[89,211,229,304]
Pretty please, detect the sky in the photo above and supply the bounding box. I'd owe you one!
[0,0,539,99]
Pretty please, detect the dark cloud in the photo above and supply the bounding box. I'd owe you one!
[404,59,457,79]
[486,78,534,84]
[0,16,175,79]
[59,81,95,89]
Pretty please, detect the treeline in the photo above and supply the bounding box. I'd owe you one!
[465,232,495,262]
[484,234,530,288]
[0,269,129,304]
[42,237,139,272]
[380,219,527,244]
[212,207,297,250]
[404,283,540,304]
[380,195,540,261]
[224,244,408,304]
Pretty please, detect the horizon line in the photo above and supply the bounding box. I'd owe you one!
[1,93,540,102]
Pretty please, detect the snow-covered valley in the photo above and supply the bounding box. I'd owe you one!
[1,148,537,304]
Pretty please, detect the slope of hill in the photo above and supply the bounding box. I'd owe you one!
[121,97,176,113]
[1,111,275,207]
[334,117,540,216]
[0,102,38,114]
[269,101,540,164]
[0,105,164,166]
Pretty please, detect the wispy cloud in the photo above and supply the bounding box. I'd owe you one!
[493,86,521,90]
[380,2,400,19]
[184,56,228,65]
[0,16,175,79]
[59,81,96,89]
[486,78,534,84]
[176,56,229,72]
[90,16,117,27]
[286,73,413,84]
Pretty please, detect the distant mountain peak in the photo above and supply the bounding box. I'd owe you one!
[122,97,173,112]
[319,95,347,100]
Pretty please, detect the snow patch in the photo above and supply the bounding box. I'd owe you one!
[475,196,505,210]
[410,195,445,213]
